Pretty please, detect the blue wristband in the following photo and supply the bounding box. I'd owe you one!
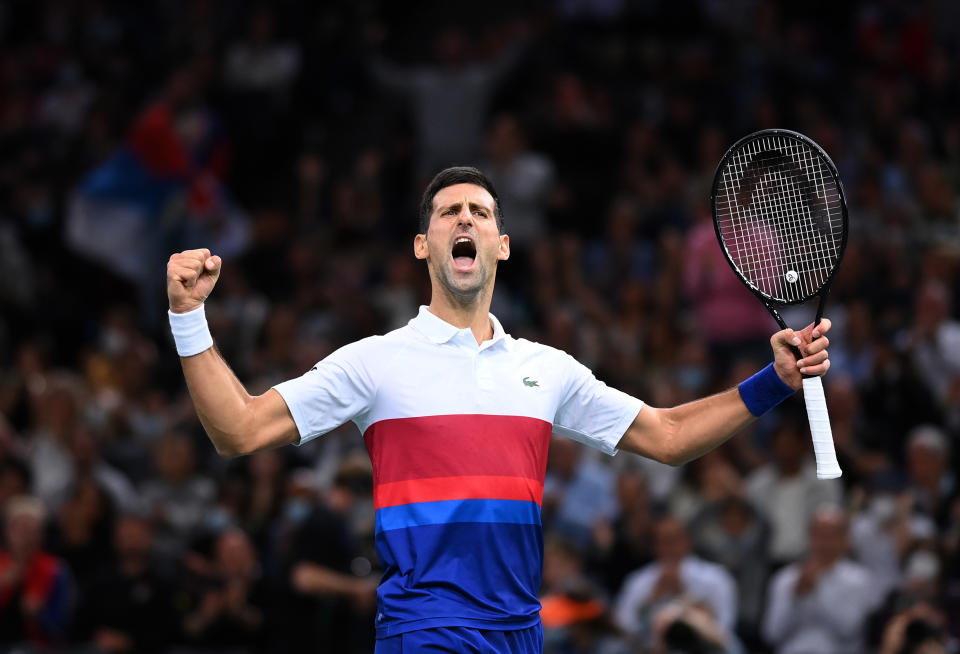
[738,363,795,417]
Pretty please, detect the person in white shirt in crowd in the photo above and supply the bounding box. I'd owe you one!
[904,424,956,527]
[746,413,842,565]
[900,279,960,407]
[850,491,939,601]
[613,515,736,648]
[763,505,881,654]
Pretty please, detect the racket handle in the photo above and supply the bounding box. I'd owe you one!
[801,377,842,479]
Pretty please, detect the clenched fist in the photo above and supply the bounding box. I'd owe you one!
[167,249,222,314]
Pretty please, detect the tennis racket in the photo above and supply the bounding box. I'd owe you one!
[710,129,848,480]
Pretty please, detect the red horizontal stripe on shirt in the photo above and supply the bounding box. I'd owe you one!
[364,414,552,486]
[374,475,544,510]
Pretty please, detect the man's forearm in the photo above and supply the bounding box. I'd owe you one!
[618,387,756,465]
[660,387,756,465]
[180,347,256,456]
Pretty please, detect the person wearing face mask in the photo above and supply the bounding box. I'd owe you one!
[268,465,376,654]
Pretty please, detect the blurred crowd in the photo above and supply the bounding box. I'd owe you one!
[1,0,960,652]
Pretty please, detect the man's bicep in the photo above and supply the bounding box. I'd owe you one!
[246,389,301,451]
[616,404,662,458]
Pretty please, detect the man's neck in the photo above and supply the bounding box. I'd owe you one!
[428,294,494,345]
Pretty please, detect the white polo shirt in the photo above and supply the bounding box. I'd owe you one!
[273,306,644,637]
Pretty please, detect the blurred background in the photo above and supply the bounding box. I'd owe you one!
[1,1,959,653]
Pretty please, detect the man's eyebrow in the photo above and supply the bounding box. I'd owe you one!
[438,202,462,213]
[436,201,493,214]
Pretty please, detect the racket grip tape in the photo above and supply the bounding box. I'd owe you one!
[801,377,842,479]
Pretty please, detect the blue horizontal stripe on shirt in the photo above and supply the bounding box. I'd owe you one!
[375,498,541,532]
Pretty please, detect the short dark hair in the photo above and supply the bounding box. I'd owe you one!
[418,166,504,234]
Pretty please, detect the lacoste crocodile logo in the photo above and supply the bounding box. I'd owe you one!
[523,377,539,387]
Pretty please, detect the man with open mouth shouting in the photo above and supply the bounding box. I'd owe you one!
[166,166,832,653]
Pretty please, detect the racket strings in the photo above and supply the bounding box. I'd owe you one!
[715,134,843,303]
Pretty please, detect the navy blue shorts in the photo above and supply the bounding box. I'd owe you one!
[374,624,543,653]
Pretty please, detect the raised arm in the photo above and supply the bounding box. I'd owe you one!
[167,249,298,456]
[617,321,831,465]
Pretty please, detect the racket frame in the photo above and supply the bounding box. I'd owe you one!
[709,127,849,333]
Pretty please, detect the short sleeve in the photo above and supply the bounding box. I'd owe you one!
[272,338,379,446]
[552,353,644,455]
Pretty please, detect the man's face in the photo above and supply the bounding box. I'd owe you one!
[415,183,509,303]
[654,518,690,564]
[6,512,43,558]
[809,512,848,565]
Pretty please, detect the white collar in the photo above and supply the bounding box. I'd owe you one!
[408,305,507,349]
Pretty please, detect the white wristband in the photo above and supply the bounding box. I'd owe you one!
[168,305,214,357]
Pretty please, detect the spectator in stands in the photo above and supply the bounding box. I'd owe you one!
[0,457,31,511]
[278,463,377,654]
[481,113,556,253]
[180,528,269,652]
[904,425,956,528]
[763,505,879,654]
[590,467,655,595]
[650,599,746,654]
[613,516,737,647]
[901,280,960,407]
[0,495,74,649]
[689,494,771,639]
[541,576,631,654]
[746,411,842,565]
[543,435,618,549]
[48,476,116,592]
[368,23,526,179]
[140,431,216,557]
[72,513,177,653]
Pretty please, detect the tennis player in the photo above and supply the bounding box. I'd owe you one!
[166,167,831,653]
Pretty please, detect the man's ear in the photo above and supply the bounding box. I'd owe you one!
[497,233,510,261]
[414,233,429,260]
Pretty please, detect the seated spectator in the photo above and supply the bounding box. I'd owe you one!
[850,492,937,599]
[541,576,631,654]
[904,425,956,528]
[140,431,216,557]
[613,516,737,647]
[689,494,771,638]
[651,599,746,654]
[180,528,269,652]
[543,436,618,549]
[0,495,73,649]
[0,456,31,509]
[481,113,557,253]
[72,512,177,653]
[878,602,951,654]
[48,476,116,591]
[589,468,655,595]
[763,505,880,654]
[278,464,377,654]
[900,279,960,407]
[51,423,139,515]
[746,412,842,565]
[542,534,588,598]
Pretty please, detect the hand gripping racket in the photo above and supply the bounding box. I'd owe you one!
[711,129,848,479]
